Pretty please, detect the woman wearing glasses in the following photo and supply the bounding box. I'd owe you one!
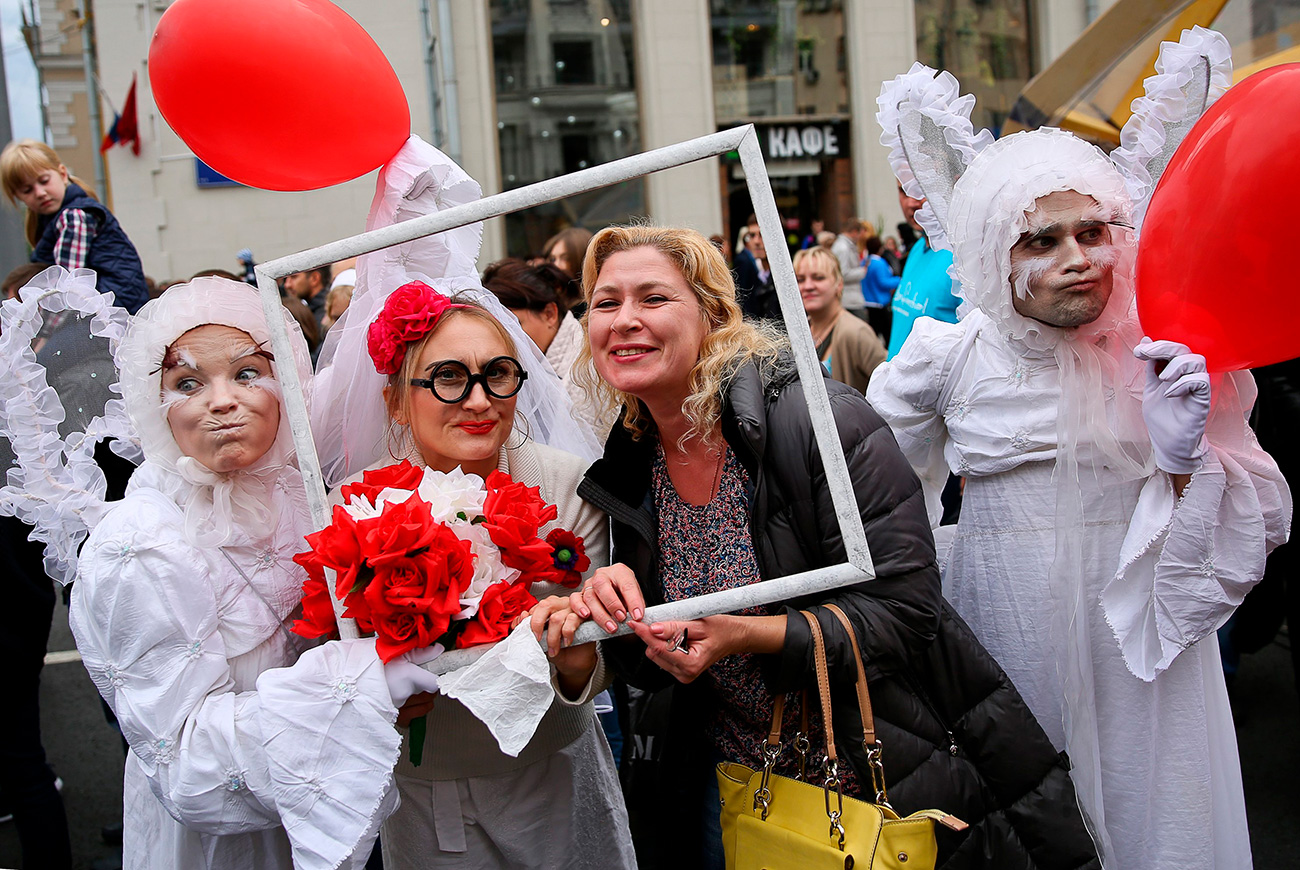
[330,278,635,869]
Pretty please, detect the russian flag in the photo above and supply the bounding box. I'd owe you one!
[100,74,141,156]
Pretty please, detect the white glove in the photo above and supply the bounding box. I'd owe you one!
[383,644,444,708]
[1134,338,1211,475]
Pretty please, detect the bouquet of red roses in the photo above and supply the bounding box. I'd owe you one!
[291,461,590,662]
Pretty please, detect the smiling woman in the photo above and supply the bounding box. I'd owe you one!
[533,225,1104,869]
[337,278,635,870]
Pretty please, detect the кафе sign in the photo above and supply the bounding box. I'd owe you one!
[748,120,849,160]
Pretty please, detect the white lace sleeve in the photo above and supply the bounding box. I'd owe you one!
[866,317,969,527]
[1104,371,1291,680]
[71,490,403,870]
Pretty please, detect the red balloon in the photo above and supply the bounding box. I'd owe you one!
[1136,63,1300,371]
[149,0,409,191]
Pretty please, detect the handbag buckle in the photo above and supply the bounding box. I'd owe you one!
[866,739,892,809]
[822,758,847,851]
[793,732,811,781]
[754,740,782,820]
[753,785,773,820]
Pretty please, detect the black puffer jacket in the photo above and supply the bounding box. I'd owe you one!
[578,356,1099,870]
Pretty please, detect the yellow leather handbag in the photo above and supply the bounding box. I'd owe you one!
[717,605,966,870]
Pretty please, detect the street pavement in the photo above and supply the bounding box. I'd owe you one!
[2,606,1297,869]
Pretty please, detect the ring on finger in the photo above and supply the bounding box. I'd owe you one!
[667,628,690,654]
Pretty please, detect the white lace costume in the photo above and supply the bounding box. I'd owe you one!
[867,48,1290,870]
[69,278,404,870]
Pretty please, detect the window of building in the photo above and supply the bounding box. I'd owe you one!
[710,0,849,123]
[553,40,596,85]
[490,0,644,259]
[710,2,851,254]
[913,0,1034,134]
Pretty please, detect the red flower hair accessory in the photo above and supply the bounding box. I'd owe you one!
[367,281,456,375]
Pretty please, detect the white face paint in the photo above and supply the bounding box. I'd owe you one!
[160,326,282,473]
[1009,190,1119,329]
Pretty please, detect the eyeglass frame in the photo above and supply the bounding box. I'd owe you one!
[408,355,529,404]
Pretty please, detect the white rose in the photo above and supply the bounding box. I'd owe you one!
[418,467,488,523]
[454,522,519,618]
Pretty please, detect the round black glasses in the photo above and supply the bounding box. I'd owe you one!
[409,356,528,404]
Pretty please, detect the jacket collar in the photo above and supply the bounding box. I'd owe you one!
[581,408,657,513]
[580,353,798,512]
[37,182,94,234]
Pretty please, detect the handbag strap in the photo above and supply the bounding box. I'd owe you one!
[766,690,787,748]
[823,603,876,747]
[801,609,853,847]
[823,603,892,807]
[800,610,837,763]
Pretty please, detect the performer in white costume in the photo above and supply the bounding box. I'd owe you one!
[59,275,439,870]
[867,30,1290,870]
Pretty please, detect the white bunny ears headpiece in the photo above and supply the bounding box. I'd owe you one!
[0,268,133,584]
[1111,25,1233,229]
[876,63,995,252]
[877,27,1233,245]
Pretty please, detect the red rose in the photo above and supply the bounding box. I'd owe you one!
[294,504,368,607]
[355,495,443,568]
[455,580,538,649]
[385,281,452,340]
[290,572,339,640]
[365,565,442,661]
[481,471,559,571]
[362,519,474,662]
[366,281,453,374]
[339,460,424,505]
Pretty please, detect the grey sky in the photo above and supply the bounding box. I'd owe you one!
[2,0,45,140]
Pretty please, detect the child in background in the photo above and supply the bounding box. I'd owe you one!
[1,139,149,313]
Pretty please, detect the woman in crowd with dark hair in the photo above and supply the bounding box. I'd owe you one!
[484,257,613,439]
[541,226,593,311]
[861,235,902,345]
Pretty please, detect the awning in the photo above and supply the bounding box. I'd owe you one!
[1004,0,1300,144]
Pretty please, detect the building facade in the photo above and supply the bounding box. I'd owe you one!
[66,0,1109,279]
[23,0,104,199]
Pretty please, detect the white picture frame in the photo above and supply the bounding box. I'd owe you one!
[253,125,875,672]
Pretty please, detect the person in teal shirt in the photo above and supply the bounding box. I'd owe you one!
[886,185,962,359]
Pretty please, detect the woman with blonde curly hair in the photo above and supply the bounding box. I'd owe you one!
[533,224,1101,870]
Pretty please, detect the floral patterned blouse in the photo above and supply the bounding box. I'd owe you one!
[652,442,859,792]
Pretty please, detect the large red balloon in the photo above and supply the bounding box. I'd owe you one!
[1136,63,1300,371]
[149,0,409,191]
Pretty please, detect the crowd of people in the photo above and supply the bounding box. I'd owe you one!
[0,40,1293,870]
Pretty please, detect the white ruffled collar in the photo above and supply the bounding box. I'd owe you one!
[129,458,304,549]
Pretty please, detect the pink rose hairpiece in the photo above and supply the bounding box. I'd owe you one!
[367,280,465,375]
